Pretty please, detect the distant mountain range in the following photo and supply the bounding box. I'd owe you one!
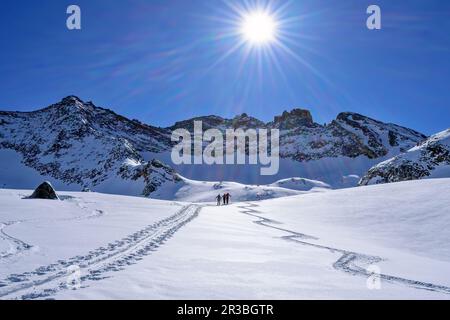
[1,96,445,198]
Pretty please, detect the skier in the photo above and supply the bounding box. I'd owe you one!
[216,194,221,206]
[222,193,227,205]
[226,193,231,205]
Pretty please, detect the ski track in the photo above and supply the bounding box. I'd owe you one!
[0,204,201,300]
[0,197,106,261]
[0,221,32,260]
[237,202,450,296]
[2,199,449,299]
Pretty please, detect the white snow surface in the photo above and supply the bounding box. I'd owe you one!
[0,178,449,299]
[269,177,331,190]
[144,150,391,189]
[150,176,330,202]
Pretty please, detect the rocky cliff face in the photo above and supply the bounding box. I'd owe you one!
[270,108,314,129]
[360,129,450,185]
[0,96,428,195]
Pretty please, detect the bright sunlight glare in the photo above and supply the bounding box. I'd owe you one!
[241,11,277,45]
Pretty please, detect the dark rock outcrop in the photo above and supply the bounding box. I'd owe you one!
[272,109,314,129]
[30,181,59,200]
[360,129,450,185]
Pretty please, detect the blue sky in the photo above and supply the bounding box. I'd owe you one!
[0,0,449,134]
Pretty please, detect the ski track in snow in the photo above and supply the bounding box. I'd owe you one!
[2,198,449,299]
[0,204,201,300]
[0,197,106,261]
[0,221,33,260]
[237,202,450,296]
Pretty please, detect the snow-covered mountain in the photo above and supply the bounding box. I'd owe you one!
[171,109,426,161]
[0,96,427,196]
[166,108,427,186]
[275,110,423,161]
[360,129,450,185]
[0,96,177,195]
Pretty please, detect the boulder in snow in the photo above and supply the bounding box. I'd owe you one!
[30,181,59,200]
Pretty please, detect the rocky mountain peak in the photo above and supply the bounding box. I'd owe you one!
[43,96,93,116]
[169,115,227,132]
[231,113,266,129]
[60,95,84,105]
[272,108,314,129]
[336,112,372,122]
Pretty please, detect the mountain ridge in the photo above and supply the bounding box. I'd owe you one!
[360,129,450,185]
[2,95,424,136]
[0,96,429,196]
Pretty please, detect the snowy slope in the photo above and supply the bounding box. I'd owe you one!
[360,129,450,185]
[1,179,449,299]
[150,176,330,202]
[143,150,415,189]
[269,177,331,190]
[0,190,183,280]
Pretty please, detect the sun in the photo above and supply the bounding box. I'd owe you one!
[240,11,278,45]
[206,2,308,72]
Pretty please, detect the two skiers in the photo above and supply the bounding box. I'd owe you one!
[216,193,231,206]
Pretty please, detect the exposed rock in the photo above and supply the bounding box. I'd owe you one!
[360,129,450,185]
[30,181,59,200]
[119,159,182,197]
[169,115,227,132]
[231,113,266,129]
[272,109,314,129]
